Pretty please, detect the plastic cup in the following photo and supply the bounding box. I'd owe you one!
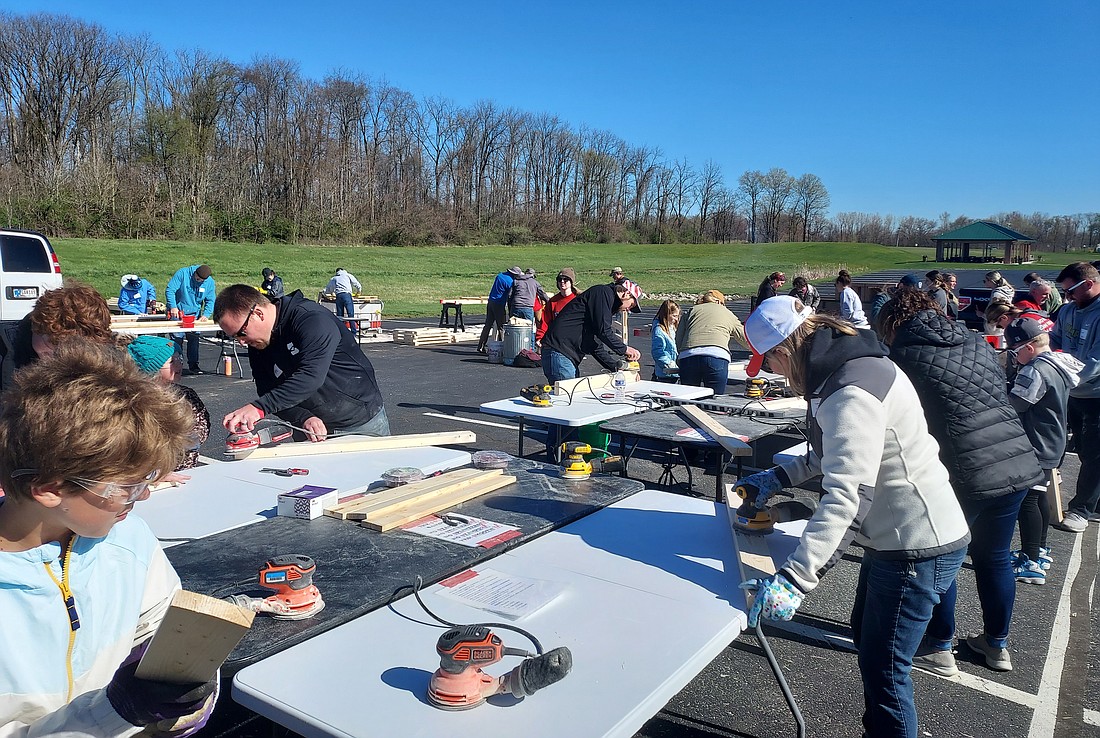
[181,314,195,328]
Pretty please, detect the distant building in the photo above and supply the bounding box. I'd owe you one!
[932,220,1035,263]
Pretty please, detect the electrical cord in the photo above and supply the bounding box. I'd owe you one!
[391,576,544,655]
[233,417,367,441]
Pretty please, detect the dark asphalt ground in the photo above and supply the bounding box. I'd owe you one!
[178,268,1098,738]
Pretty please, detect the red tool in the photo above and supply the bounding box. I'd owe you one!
[225,424,293,458]
[227,554,326,620]
[260,467,309,477]
[426,625,572,710]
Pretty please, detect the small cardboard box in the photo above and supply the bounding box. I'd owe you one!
[277,485,339,520]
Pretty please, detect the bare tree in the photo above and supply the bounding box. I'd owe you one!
[737,170,764,243]
[792,173,829,241]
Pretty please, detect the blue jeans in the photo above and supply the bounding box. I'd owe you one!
[851,547,966,738]
[1067,397,1100,516]
[926,488,1027,650]
[340,407,391,437]
[335,293,355,331]
[511,306,536,345]
[542,349,577,384]
[172,330,200,369]
[678,354,729,395]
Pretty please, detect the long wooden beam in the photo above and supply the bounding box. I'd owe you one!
[228,430,476,460]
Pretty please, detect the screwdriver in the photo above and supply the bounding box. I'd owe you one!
[260,468,309,477]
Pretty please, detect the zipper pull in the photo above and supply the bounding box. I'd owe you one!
[58,580,80,631]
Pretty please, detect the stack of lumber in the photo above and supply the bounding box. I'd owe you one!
[392,327,482,346]
[324,467,516,531]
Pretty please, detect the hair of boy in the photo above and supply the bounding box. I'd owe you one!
[0,341,193,500]
[212,284,271,323]
[29,281,113,344]
[1027,332,1051,350]
[792,276,808,290]
[1056,262,1100,284]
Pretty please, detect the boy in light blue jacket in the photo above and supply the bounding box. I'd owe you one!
[166,264,215,374]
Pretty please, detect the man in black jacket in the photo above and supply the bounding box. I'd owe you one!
[214,285,388,442]
[541,282,641,383]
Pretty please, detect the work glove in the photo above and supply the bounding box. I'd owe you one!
[740,573,804,628]
[106,659,217,729]
[733,468,783,511]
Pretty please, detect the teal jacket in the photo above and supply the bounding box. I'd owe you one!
[166,265,215,318]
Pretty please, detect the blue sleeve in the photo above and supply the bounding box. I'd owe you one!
[165,269,184,309]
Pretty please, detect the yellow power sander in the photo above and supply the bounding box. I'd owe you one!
[732,483,816,535]
[520,383,554,407]
[559,441,625,480]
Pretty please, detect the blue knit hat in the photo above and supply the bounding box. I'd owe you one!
[127,336,176,375]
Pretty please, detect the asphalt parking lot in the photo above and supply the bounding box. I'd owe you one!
[176,268,1098,738]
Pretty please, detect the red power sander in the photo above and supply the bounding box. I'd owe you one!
[227,554,326,620]
[427,625,572,710]
[225,423,293,458]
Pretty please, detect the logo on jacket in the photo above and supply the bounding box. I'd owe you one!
[287,342,299,355]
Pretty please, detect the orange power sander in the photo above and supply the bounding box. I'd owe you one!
[227,554,326,620]
[427,625,572,710]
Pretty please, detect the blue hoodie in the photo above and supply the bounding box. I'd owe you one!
[166,265,215,318]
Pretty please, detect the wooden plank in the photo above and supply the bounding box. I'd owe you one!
[1047,468,1064,524]
[724,496,777,617]
[677,405,752,457]
[347,469,503,520]
[229,430,476,460]
[135,590,254,684]
[323,468,487,519]
[360,474,517,531]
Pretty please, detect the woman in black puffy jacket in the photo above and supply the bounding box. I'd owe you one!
[878,288,1045,676]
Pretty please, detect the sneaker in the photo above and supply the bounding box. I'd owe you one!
[1090,511,1100,523]
[1054,511,1088,533]
[965,635,1012,672]
[913,646,959,677]
[1013,555,1047,585]
[1038,546,1053,570]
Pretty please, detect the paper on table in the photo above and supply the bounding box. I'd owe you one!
[403,514,521,548]
[436,568,565,620]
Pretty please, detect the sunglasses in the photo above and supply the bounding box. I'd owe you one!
[234,303,259,337]
[1065,279,1089,298]
[12,468,160,504]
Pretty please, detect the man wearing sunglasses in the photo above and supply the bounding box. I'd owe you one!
[1050,262,1100,532]
[214,284,388,443]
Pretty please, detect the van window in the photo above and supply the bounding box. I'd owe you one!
[0,234,51,273]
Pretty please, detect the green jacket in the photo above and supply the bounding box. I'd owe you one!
[675,301,748,354]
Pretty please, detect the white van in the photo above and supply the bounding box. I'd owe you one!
[0,229,64,321]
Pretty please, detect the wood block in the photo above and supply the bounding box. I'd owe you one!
[554,371,640,396]
[135,590,254,684]
[346,469,503,520]
[360,474,517,531]
[1047,468,1064,523]
[229,431,476,460]
[724,499,777,618]
[324,468,487,519]
[678,405,752,458]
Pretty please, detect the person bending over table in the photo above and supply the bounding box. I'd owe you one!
[734,295,969,738]
[166,263,215,375]
[214,285,389,442]
[540,281,641,383]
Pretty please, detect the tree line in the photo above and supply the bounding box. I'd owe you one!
[0,12,1095,252]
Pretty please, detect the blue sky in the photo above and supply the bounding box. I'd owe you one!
[4,0,1097,220]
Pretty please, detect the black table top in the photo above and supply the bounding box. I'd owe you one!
[165,458,644,673]
[599,395,803,447]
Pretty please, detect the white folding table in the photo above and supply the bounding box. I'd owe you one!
[233,489,803,738]
[480,381,712,458]
[136,446,471,544]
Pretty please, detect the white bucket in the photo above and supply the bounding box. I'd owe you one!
[486,340,504,364]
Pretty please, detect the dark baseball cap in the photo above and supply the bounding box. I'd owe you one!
[1004,317,1045,348]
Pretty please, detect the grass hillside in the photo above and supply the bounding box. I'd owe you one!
[51,239,1078,317]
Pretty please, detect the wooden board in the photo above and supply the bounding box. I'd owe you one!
[677,405,753,458]
[346,470,503,520]
[1047,468,1064,524]
[323,467,486,519]
[228,430,476,460]
[724,496,778,616]
[135,590,254,684]
[360,474,517,531]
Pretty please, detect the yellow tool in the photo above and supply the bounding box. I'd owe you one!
[745,377,769,399]
[732,483,777,534]
[619,359,641,372]
[559,441,625,480]
[520,384,554,407]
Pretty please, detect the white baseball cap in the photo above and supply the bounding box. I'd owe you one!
[745,295,813,376]
[121,274,140,287]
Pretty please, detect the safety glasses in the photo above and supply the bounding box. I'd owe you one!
[234,303,259,338]
[1065,279,1089,298]
[11,469,160,504]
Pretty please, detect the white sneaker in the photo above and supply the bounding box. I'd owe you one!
[1054,511,1089,533]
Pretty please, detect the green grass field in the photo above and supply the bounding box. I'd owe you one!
[51,238,1083,317]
